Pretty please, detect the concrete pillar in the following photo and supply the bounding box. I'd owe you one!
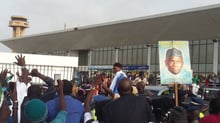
[88,50,92,77]
[213,40,219,75]
[147,45,152,73]
[115,48,119,63]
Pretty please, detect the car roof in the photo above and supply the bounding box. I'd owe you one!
[204,87,220,91]
[145,85,169,91]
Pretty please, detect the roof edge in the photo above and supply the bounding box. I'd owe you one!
[1,3,220,42]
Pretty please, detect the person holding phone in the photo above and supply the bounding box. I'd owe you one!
[24,80,67,123]
[46,79,84,123]
[0,82,18,123]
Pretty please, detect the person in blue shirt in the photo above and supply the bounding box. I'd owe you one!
[46,80,84,123]
[24,80,67,123]
[109,63,127,94]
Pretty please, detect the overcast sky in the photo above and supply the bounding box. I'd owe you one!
[1,0,220,52]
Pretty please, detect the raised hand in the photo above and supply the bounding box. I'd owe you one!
[57,80,64,92]
[9,82,17,102]
[14,54,26,66]
[29,69,39,77]
[0,69,8,87]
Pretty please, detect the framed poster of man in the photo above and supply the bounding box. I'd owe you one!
[159,41,192,84]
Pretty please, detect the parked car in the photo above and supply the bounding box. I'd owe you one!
[144,85,169,96]
[202,87,220,100]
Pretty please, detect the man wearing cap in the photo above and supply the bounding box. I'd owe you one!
[24,80,67,123]
[161,48,192,84]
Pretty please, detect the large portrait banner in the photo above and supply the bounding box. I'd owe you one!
[159,41,192,84]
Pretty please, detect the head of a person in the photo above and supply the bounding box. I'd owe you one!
[136,82,145,94]
[113,63,123,73]
[169,106,187,123]
[209,97,220,114]
[61,79,73,95]
[165,48,184,74]
[118,78,132,96]
[139,71,144,77]
[27,85,42,98]
[24,99,47,123]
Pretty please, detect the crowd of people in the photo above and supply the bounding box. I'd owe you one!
[0,54,220,123]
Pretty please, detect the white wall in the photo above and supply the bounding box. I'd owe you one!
[0,52,78,67]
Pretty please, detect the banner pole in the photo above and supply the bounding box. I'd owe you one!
[175,82,179,106]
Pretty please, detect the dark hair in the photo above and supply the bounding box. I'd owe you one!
[27,85,41,98]
[209,97,220,114]
[169,106,187,123]
[113,63,123,69]
[62,79,73,95]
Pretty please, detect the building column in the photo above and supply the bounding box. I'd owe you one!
[115,48,119,63]
[213,40,219,75]
[88,50,92,77]
[147,45,152,73]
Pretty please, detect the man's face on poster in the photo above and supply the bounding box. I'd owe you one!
[165,56,184,74]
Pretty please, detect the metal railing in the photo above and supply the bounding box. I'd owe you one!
[0,63,75,84]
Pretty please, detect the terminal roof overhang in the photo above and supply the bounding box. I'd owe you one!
[1,4,220,53]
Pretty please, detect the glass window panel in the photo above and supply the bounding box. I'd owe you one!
[99,50,104,65]
[111,50,116,64]
[206,64,213,73]
[198,64,206,73]
[127,49,132,65]
[192,45,199,64]
[128,45,132,49]
[219,42,220,64]
[191,64,199,73]
[150,65,156,72]
[133,48,138,65]
[151,48,156,65]
[207,45,213,63]
[137,48,143,65]
[155,65,159,72]
[95,51,99,65]
[218,64,220,74]
[143,48,148,65]
[108,50,112,64]
[193,40,200,44]
[118,49,123,64]
[133,45,138,48]
[199,45,206,64]
[155,47,159,64]
[103,50,107,65]
[207,40,214,44]
[122,49,127,65]
[200,40,207,44]
[189,45,193,64]
[138,44,143,48]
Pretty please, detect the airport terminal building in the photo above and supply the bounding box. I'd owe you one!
[1,4,220,77]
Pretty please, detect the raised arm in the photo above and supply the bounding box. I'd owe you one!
[57,80,66,111]
[14,54,29,84]
[101,85,115,99]
[9,82,18,123]
[0,69,8,88]
[30,69,56,102]
[30,69,54,86]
